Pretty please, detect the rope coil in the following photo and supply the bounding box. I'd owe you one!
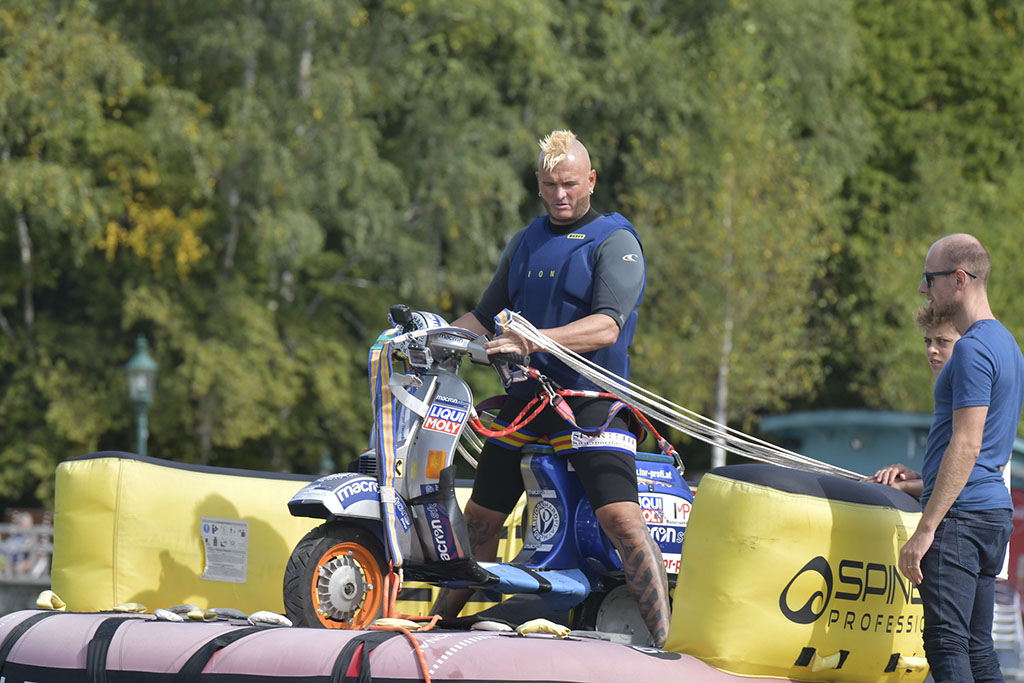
[496,311,864,480]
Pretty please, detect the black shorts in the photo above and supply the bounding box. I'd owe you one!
[469,395,639,514]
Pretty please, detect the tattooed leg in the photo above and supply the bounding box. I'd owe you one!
[595,501,671,648]
[429,501,507,618]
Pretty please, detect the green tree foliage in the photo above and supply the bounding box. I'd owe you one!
[0,0,211,502]
[1,0,1023,506]
[622,2,870,465]
[830,0,1024,411]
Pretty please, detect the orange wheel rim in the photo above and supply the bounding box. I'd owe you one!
[310,541,383,629]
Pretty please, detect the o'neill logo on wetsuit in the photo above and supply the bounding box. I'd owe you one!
[622,254,640,262]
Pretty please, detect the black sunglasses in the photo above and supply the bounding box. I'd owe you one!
[922,269,977,288]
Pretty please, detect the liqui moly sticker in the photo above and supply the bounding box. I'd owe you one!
[423,403,468,435]
[639,493,691,526]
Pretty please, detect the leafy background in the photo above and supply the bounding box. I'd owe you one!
[2,0,1022,508]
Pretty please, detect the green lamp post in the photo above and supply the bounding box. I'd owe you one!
[125,334,158,458]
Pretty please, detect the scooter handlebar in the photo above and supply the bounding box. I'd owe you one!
[489,351,530,367]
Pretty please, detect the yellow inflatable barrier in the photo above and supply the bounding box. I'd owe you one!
[666,464,928,683]
[52,451,521,615]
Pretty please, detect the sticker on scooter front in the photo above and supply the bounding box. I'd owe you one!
[531,500,561,542]
[433,394,469,409]
[335,478,380,506]
[418,483,458,560]
[635,465,674,482]
[648,524,685,553]
[394,496,411,532]
[639,493,691,525]
[423,403,468,435]
[639,494,665,524]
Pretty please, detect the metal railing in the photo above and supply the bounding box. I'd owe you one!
[0,523,53,583]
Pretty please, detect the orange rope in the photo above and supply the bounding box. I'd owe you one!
[468,394,550,437]
[367,624,433,683]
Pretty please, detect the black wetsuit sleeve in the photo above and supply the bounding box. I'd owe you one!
[591,229,645,329]
[469,229,526,331]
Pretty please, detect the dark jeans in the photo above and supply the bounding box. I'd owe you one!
[918,507,1013,683]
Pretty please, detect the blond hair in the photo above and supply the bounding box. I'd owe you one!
[538,130,577,172]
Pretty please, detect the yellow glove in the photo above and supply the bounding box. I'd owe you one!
[515,618,570,638]
[35,590,66,611]
[897,656,929,671]
[373,617,422,630]
[187,608,218,621]
[112,602,148,613]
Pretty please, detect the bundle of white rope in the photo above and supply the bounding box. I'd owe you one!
[499,311,864,481]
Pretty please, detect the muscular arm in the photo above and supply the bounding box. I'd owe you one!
[485,312,620,356]
[899,405,988,583]
[450,312,490,337]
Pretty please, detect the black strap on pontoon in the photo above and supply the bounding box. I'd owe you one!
[177,626,264,682]
[329,631,402,683]
[87,616,142,683]
[0,611,64,675]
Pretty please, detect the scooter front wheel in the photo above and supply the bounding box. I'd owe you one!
[283,523,387,629]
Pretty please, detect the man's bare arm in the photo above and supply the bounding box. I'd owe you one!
[899,405,988,583]
[484,313,620,357]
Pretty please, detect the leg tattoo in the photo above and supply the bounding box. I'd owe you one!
[615,531,671,647]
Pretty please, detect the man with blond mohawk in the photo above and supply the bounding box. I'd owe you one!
[431,130,671,646]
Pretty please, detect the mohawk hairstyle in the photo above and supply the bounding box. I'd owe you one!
[538,130,577,171]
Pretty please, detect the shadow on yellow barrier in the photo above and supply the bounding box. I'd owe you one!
[52,452,522,616]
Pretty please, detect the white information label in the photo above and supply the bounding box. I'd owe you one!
[200,517,248,583]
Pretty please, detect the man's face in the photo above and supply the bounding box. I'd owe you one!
[918,246,962,318]
[537,155,596,225]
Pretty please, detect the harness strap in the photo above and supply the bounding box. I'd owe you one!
[469,383,677,462]
[87,616,143,683]
[329,630,402,683]
[177,626,264,681]
[0,611,63,675]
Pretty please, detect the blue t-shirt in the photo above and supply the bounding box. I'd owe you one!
[921,319,1024,511]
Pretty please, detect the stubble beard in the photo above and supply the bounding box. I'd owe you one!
[931,298,961,320]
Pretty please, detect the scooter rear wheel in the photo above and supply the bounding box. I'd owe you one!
[283,523,387,629]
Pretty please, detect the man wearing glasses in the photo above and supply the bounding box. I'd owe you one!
[900,233,1024,681]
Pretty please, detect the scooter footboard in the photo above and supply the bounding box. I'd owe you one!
[446,565,592,612]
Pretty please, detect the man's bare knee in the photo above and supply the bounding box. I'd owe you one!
[594,501,647,542]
